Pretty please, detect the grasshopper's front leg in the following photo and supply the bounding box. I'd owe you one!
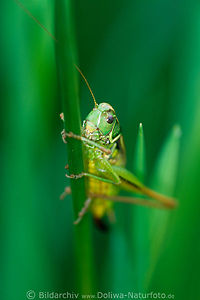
[65,172,120,185]
[61,129,111,155]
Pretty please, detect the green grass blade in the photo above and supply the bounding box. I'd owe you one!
[131,123,148,289]
[54,0,95,294]
[133,123,146,181]
[150,125,181,194]
[145,125,181,287]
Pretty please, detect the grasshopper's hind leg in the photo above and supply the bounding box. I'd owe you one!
[89,193,176,209]
[74,197,92,225]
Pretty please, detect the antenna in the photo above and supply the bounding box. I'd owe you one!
[15,0,58,42]
[75,65,98,108]
[15,1,98,108]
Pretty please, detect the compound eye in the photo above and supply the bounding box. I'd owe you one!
[106,114,114,124]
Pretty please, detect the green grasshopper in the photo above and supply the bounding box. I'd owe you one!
[15,1,177,226]
[61,66,177,225]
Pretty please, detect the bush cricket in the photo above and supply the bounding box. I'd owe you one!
[61,66,177,225]
[15,0,177,226]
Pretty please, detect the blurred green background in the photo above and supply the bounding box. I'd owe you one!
[1,0,200,299]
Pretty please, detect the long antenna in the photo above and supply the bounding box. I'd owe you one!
[75,65,98,108]
[15,1,98,107]
[15,0,58,42]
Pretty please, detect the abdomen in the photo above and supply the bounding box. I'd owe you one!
[87,159,119,219]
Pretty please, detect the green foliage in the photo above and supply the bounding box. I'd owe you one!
[1,0,200,299]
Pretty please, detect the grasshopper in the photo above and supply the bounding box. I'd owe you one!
[15,0,177,226]
[61,67,177,225]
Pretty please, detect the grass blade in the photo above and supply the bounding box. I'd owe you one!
[133,123,146,181]
[54,0,95,294]
[145,125,181,287]
[131,123,148,289]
